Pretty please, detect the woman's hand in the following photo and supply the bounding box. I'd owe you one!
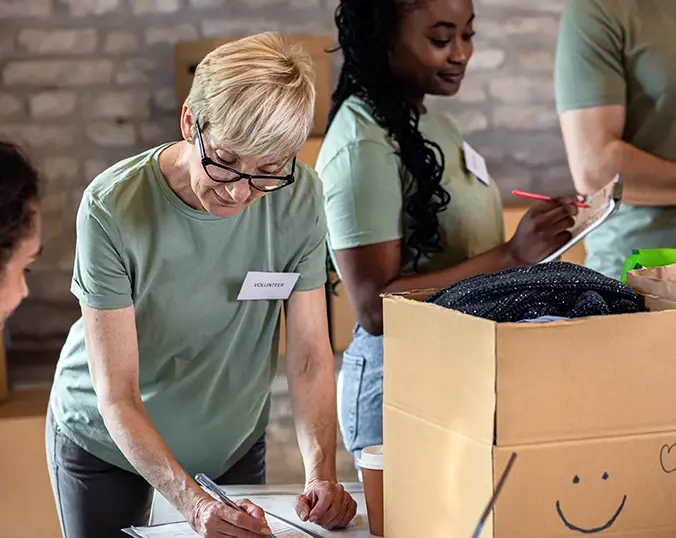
[506,195,581,265]
[190,494,272,538]
[294,479,357,530]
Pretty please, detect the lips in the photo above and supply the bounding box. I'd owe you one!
[213,189,234,206]
[438,71,465,83]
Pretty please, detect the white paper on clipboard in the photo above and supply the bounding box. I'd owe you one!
[123,513,316,538]
[539,175,623,264]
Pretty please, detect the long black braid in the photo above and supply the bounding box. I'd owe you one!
[326,0,450,284]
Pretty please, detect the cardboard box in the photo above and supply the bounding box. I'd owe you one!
[382,291,676,537]
[173,35,333,137]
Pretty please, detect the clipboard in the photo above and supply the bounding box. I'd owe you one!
[123,512,318,538]
[539,175,623,264]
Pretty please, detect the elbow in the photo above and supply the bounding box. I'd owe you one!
[572,141,622,194]
[355,308,383,337]
[95,385,141,421]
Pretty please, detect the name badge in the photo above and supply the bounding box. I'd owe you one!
[463,141,490,186]
[237,271,300,301]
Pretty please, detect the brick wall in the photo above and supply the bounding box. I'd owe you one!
[0,0,570,350]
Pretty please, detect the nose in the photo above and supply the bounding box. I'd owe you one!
[20,274,29,300]
[451,36,472,64]
[223,180,251,204]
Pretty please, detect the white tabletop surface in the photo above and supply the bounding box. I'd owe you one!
[150,482,373,538]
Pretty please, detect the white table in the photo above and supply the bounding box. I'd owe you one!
[150,483,373,538]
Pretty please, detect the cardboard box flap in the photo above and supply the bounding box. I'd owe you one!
[384,405,493,538]
[495,310,676,446]
[173,35,333,137]
[494,432,676,537]
[383,296,496,445]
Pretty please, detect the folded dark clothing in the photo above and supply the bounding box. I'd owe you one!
[425,261,644,322]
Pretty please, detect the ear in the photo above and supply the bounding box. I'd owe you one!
[180,104,195,143]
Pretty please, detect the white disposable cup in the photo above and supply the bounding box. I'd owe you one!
[358,445,384,536]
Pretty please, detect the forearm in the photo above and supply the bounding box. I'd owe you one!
[100,399,204,520]
[358,244,519,335]
[387,243,519,294]
[580,140,676,206]
[286,350,338,485]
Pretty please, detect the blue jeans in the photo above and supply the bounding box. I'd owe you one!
[337,325,384,469]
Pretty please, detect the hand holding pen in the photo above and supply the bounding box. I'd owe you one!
[192,473,273,538]
[512,189,589,209]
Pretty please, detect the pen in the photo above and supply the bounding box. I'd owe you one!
[512,189,589,209]
[471,452,518,538]
[195,473,276,537]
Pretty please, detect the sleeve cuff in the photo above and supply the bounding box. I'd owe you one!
[330,230,404,250]
[294,270,328,292]
[556,94,626,114]
[71,280,133,310]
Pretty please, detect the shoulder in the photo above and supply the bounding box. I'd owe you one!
[560,0,624,30]
[294,161,323,201]
[423,105,464,147]
[271,161,325,223]
[82,144,169,219]
[316,96,397,174]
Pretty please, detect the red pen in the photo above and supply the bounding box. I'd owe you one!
[512,189,589,209]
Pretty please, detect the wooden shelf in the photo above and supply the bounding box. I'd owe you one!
[0,332,6,404]
[0,387,50,421]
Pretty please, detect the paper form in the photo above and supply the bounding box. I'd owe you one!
[539,174,622,264]
[126,514,314,538]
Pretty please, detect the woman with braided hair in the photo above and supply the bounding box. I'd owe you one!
[0,141,41,326]
[315,0,581,467]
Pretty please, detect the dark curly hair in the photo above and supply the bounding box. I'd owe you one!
[0,141,40,271]
[327,0,450,273]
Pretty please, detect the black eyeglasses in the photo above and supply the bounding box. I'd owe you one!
[194,121,296,193]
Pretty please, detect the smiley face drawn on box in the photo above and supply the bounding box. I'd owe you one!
[493,435,676,537]
[659,443,676,473]
[555,472,627,534]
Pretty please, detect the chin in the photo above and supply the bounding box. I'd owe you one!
[437,84,463,97]
[205,201,246,218]
[430,79,464,97]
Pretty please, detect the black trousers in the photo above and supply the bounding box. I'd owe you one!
[46,406,266,538]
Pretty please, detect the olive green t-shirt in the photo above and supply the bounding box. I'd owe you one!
[316,95,505,279]
[49,143,327,478]
[555,0,676,279]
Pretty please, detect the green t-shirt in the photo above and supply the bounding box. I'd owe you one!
[555,0,676,279]
[50,143,327,478]
[315,95,505,279]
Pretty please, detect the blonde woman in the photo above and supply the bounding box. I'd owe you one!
[46,33,356,538]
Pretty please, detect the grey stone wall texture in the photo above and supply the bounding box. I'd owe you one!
[0,0,571,350]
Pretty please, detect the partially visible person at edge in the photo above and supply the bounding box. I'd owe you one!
[315,0,581,468]
[46,32,356,538]
[0,141,41,327]
[555,0,676,280]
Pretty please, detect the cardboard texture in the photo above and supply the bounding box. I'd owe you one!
[382,294,676,538]
[173,36,333,137]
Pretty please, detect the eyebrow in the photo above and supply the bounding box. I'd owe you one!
[431,13,475,29]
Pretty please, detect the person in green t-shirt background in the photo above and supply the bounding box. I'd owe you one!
[0,141,41,327]
[316,0,581,470]
[555,0,676,280]
[46,32,356,538]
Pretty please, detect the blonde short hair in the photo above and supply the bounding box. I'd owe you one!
[185,32,316,159]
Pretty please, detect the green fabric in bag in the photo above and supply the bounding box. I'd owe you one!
[620,249,676,284]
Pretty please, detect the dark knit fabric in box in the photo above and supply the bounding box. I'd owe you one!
[424,261,644,322]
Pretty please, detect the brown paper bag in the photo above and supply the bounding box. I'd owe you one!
[627,264,676,311]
